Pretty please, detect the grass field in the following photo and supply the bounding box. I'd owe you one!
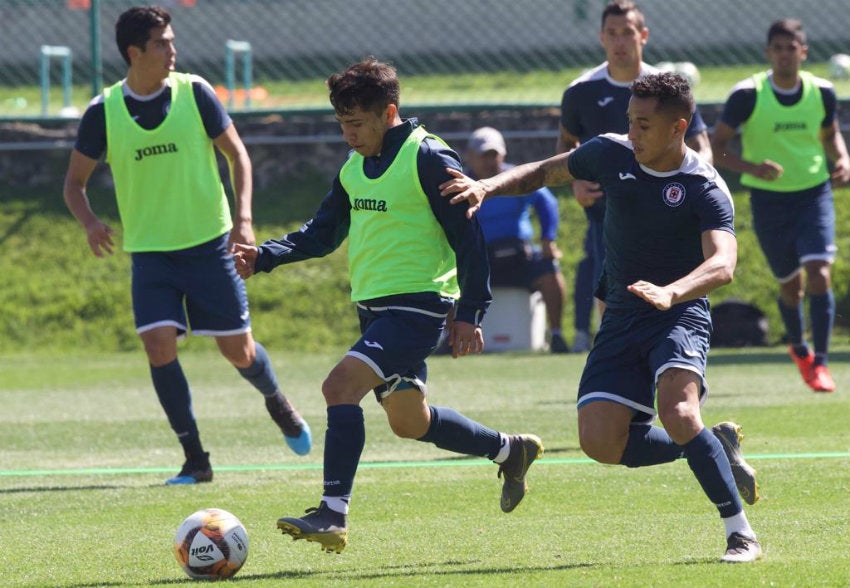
[3,62,849,117]
[2,346,849,587]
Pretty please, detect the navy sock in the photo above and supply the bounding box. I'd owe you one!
[417,406,502,459]
[619,424,684,467]
[809,291,834,364]
[323,405,365,498]
[777,297,805,346]
[683,428,742,519]
[150,360,204,458]
[573,256,594,332]
[236,341,279,397]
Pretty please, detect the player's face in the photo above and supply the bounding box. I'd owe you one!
[600,12,647,69]
[336,106,390,157]
[627,96,685,171]
[766,34,807,78]
[465,150,503,180]
[134,25,176,77]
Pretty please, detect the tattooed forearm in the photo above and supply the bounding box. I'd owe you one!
[481,152,573,197]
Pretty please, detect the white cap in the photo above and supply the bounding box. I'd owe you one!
[468,126,506,156]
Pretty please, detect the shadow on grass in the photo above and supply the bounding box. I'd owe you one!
[226,559,600,583]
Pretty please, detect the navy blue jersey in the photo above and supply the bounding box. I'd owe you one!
[255,119,491,326]
[567,134,735,310]
[560,62,708,143]
[560,62,708,222]
[719,72,837,130]
[73,74,231,159]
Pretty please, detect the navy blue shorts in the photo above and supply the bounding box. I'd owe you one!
[750,181,836,283]
[577,299,711,424]
[349,301,451,402]
[130,234,250,337]
[487,238,560,290]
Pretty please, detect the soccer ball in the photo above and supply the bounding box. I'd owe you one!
[674,62,701,87]
[828,53,850,80]
[174,508,249,580]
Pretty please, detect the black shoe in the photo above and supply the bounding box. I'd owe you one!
[498,434,543,513]
[711,422,760,505]
[550,333,569,354]
[165,452,212,485]
[277,502,348,554]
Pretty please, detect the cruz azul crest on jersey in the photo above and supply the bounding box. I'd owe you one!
[661,182,686,207]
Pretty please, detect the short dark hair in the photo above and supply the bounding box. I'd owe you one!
[767,18,806,46]
[630,72,694,123]
[601,0,645,30]
[115,6,171,65]
[327,57,400,116]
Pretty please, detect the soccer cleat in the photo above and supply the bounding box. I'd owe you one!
[788,346,814,386]
[711,422,759,505]
[165,452,213,485]
[808,365,836,393]
[265,394,313,456]
[550,333,570,354]
[721,532,763,563]
[277,502,348,554]
[497,434,544,513]
[570,330,591,353]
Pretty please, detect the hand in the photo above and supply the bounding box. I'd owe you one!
[627,280,674,311]
[439,168,487,218]
[572,179,603,208]
[84,219,116,258]
[446,320,484,358]
[753,160,784,181]
[831,156,850,186]
[540,239,562,260]
[232,243,259,279]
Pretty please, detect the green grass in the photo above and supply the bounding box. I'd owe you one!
[1,347,849,586]
[4,62,849,117]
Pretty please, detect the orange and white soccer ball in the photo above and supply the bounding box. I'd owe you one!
[174,508,249,580]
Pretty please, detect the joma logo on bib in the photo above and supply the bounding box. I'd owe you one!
[352,197,388,212]
[135,142,178,161]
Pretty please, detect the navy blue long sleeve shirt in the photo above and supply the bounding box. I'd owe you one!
[255,118,491,325]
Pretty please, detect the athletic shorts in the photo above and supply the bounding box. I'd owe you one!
[348,300,450,402]
[130,233,250,337]
[750,181,836,283]
[487,238,560,290]
[577,299,711,424]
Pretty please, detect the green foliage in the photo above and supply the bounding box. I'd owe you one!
[1,171,849,353]
[1,348,849,586]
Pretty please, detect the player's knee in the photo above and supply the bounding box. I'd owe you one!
[578,427,623,464]
[387,416,428,439]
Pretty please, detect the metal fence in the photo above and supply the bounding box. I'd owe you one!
[1,0,849,117]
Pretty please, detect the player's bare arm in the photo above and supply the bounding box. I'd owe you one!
[820,119,850,185]
[63,149,116,258]
[214,123,255,248]
[440,152,574,217]
[628,229,737,311]
[711,122,783,180]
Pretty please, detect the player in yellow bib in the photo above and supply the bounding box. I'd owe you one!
[234,58,543,554]
[62,5,311,485]
[712,19,850,393]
